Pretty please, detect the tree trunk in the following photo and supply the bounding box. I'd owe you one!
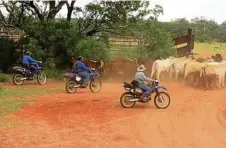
[66,0,76,22]
[67,9,73,21]
[47,1,67,20]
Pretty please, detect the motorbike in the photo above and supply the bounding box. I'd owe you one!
[64,69,102,93]
[120,80,170,109]
[12,61,47,85]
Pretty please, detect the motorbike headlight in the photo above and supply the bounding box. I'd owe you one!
[75,76,82,81]
[155,81,159,86]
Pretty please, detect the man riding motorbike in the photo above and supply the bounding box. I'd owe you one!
[69,57,76,72]
[134,64,155,101]
[22,50,38,78]
[73,56,91,87]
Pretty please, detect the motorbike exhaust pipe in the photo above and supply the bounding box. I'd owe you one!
[73,85,80,88]
[129,98,139,102]
[20,78,27,80]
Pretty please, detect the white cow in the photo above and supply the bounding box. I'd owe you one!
[206,61,226,65]
[150,56,176,81]
[183,61,206,86]
[169,58,194,81]
[200,64,226,88]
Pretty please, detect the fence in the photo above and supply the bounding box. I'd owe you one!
[0,23,22,41]
[107,35,147,59]
[171,28,195,56]
[107,28,195,59]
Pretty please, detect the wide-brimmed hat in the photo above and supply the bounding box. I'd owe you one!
[137,64,146,72]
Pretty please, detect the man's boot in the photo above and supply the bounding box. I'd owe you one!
[140,94,149,102]
[26,70,33,80]
[81,81,88,88]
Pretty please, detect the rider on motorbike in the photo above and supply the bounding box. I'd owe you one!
[70,57,76,72]
[135,64,155,101]
[22,50,38,77]
[73,56,90,87]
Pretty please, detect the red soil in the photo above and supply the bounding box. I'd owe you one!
[0,82,225,148]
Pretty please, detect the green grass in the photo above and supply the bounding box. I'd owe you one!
[194,42,226,54]
[0,85,63,99]
[0,85,63,128]
[0,87,53,116]
[0,88,29,128]
[44,69,67,80]
[109,42,226,59]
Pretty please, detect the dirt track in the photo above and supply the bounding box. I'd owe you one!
[0,82,226,148]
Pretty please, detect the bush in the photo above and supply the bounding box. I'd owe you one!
[0,74,11,82]
[23,20,80,68]
[44,69,66,80]
[76,37,109,61]
[0,38,18,72]
[143,21,176,59]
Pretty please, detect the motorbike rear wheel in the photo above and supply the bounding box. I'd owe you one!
[65,80,78,93]
[120,92,136,108]
[154,92,170,109]
[12,74,24,85]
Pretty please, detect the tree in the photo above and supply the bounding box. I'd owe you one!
[22,1,67,21]
[142,21,176,59]
[72,0,159,36]
[0,1,30,28]
[191,17,218,42]
[150,4,163,20]
[1,1,68,23]
[66,0,76,21]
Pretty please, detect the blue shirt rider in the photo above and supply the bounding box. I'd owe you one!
[135,64,154,101]
[74,56,90,87]
[22,51,37,76]
[23,51,37,65]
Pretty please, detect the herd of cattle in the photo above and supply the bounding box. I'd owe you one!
[150,55,226,89]
[75,53,226,89]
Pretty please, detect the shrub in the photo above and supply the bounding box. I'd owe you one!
[44,69,66,80]
[76,37,109,60]
[0,74,11,82]
[143,21,177,59]
[0,38,18,72]
[23,20,79,68]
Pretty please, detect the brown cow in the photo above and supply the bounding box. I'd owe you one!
[211,53,224,62]
[70,58,104,75]
[105,58,139,81]
[83,59,104,70]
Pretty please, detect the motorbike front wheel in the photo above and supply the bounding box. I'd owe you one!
[154,92,170,109]
[37,72,47,85]
[89,78,102,93]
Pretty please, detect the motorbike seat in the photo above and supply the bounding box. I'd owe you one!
[123,82,133,88]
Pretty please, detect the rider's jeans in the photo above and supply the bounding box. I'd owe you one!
[77,71,90,85]
[139,83,152,96]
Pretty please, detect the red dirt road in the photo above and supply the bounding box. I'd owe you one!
[0,82,226,148]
